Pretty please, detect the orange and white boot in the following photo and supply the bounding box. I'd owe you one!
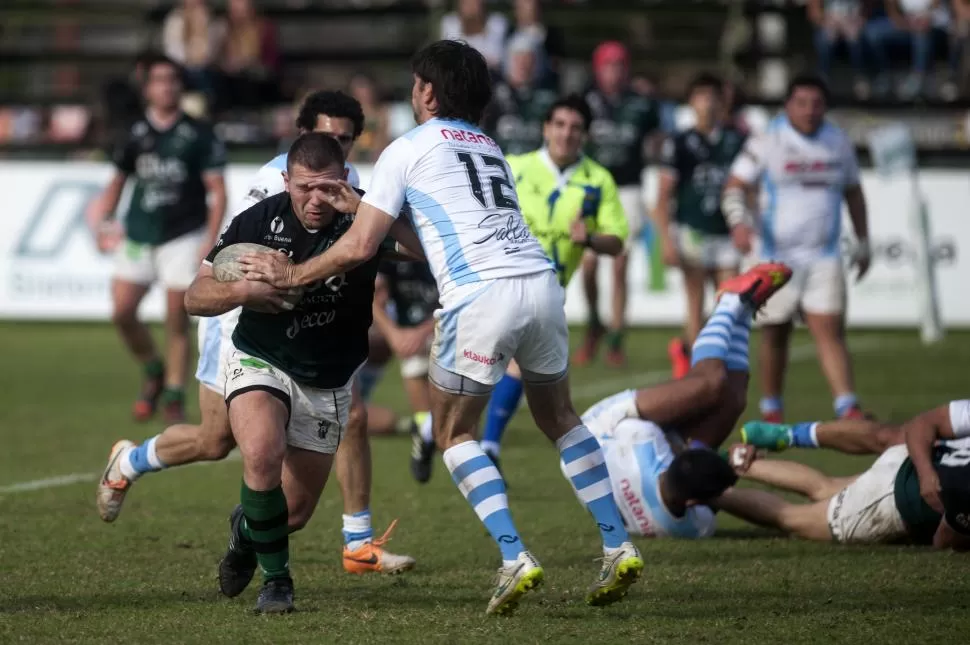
[342,519,416,575]
[716,262,793,311]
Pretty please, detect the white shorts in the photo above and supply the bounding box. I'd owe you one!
[224,347,353,455]
[752,255,846,325]
[429,270,568,393]
[617,185,646,245]
[826,445,908,544]
[113,230,205,290]
[671,224,740,271]
[195,307,241,392]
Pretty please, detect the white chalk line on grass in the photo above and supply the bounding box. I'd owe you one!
[0,336,888,495]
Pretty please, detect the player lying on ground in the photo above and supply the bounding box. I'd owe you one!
[96,91,414,577]
[470,93,627,477]
[574,262,793,537]
[718,400,970,549]
[240,40,644,616]
[194,134,420,613]
[89,53,227,423]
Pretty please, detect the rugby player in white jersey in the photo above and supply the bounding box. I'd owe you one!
[574,262,792,538]
[241,40,644,615]
[721,73,871,424]
[96,90,415,576]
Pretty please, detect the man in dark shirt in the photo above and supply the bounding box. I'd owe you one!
[185,133,415,614]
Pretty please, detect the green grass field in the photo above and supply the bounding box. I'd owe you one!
[1,322,968,644]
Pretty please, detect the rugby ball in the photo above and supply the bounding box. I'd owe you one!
[212,242,276,282]
[212,242,303,310]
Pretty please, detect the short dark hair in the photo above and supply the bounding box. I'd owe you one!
[786,72,830,103]
[142,53,182,81]
[666,449,738,502]
[411,40,493,125]
[286,132,346,174]
[295,90,365,138]
[687,72,723,98]
[545,94,593,131]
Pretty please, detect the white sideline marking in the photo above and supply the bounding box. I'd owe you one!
[0,337,887,495]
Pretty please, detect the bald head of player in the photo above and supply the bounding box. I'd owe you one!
[410,39,493,126]
[283,132,347,231]
[784,73,829,137]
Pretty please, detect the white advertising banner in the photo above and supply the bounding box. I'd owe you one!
[1,161,968,326]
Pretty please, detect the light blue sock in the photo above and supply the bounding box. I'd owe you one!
[120,435,167,480]
[444,441,524,563]
[481,373,523,457]
[725,305,753,372]
[342,509,373,550]
[558,425,629,550]
[691,293,745,366]
[834,393,859,418]
[791,422,820,448]
[760,396,783,416]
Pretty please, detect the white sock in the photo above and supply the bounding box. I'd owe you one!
[418,412,434,443]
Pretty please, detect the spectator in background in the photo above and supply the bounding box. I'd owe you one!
[215,0,281,112]
[867,0,950,99]
[951,0,970,97]
[483,34,558,155]
[161,0,222,95]
[440,0,508,73]
[347,73,390,163]
[504,0,565,88]
[809,0,870,98]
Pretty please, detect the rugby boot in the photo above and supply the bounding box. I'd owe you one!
[741,421,794,451]
[218,505,258,597]
[716,262,793,312]
[667,337,691,379]
[96,440,136,522]
[573,323,606,366]
[255,576,294,614]
[586,541,644,607]
[133,372,165,422]
[342,519,416,575]
[486,551,545,616]
[409,421,436,484]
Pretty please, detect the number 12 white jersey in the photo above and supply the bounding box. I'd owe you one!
[361,117,553,305]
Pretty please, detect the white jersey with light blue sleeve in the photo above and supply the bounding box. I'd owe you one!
[195,154,360,390]
[728,115,859,266]
[578,392,717,539]
[359,117,553,306]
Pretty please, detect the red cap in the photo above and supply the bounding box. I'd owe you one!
[592,41,629,69]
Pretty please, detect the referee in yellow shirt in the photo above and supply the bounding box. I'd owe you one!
[479,94,628,468]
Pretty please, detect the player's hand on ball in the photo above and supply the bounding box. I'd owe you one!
[240,251,298,289]
[238,278,294,313]
[309,179,362,214]
[730,224,753,255]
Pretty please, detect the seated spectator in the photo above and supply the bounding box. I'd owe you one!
[810,0,870,97]
[347,73,390,163]
[867,0,950,99]
[161,0,222,95]
[482,34,558,154]
[214,0,281,112]
[440,0,508,73]
[504,0,565,89]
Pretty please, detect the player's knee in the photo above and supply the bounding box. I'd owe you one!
[345,400,368,438]
[111,305,138,329]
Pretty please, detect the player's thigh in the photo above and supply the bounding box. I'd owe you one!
[281,445,334,531]
[199,381,233,442]
[826,445,909,544]
[514,272,569,386]
[113,239,157,293]
[617,185,645,243]
[801,257,846,321]
[784,499,837,542]
[429,281,519,391]
[225,349,290,459]
[156,229,205,292]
